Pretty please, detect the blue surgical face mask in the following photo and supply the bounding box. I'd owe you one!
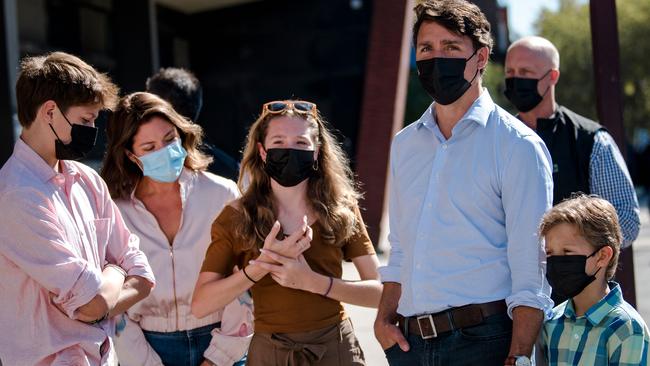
[136,139,187,183]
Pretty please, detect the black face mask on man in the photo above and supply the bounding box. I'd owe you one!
[546,248,602,302]
[416,49,481,105]
[264,148,317,187]
[48,109,98,161]
[504,70,552,113]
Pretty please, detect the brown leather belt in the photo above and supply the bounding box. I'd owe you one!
[398,300,507,339]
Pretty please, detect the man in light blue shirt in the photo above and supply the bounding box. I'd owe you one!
[373,1,554,365]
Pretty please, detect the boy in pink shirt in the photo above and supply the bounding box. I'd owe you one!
[0,52,155,366]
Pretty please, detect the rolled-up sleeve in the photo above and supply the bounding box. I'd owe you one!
[203,292,253,365]
[501,136,554,317]
[99,181,155,286]
[0,190,102,319]
[379,140,404,284]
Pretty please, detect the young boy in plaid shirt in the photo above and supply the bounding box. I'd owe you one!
[540,195,648,365]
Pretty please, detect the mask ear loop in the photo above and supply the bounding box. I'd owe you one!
[587,247,604,277]
[60,110,74,127]
[538,69,554,98]
[48,123,63,142]
[466,48,482,85]
[49,105,74,143]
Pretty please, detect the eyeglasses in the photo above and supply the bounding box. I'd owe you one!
[261,100,317,117]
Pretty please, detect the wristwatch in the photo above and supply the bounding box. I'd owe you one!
[514,355,531,366]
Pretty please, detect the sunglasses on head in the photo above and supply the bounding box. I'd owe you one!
[261,100,317,117]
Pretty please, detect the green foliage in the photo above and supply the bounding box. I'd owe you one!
[403,0,650,138]
[535,0,650,135]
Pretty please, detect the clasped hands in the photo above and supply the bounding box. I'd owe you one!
[249,216,317,291]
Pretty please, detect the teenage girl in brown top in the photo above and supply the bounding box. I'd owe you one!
[191,100,382,365]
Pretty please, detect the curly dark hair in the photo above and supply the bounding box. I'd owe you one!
[413,0,494,55]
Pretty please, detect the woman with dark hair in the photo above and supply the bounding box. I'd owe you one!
[192,100,382,365]
[101,92,250,366]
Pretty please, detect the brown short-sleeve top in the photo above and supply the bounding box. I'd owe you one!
[200,205,375,333]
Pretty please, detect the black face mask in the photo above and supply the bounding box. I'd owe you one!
[264,148,316,187]
[546,248,602,303]
[416,50,480,105]
[49,111,98,161]
[504,70,551,113]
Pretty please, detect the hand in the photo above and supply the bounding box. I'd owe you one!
[250,250,315,291]
[263,218,312,259]
[200,360,215,366]
[504,356,516,366]
[374,317,409,352]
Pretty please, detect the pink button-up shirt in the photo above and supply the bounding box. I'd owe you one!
[0,139,155,366]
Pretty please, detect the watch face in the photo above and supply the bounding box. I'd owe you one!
[515,356,531,366]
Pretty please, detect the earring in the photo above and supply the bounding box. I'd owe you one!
[312,159,319,171]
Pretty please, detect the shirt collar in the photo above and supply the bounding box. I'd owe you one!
[416,89,494,131]
[563,282,623,326]
[535,104,564,131]
[13,138,59,183]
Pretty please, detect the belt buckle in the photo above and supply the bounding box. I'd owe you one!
[416,314,437,339]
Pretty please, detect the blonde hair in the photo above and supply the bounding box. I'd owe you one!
[236,104,361,250]
[101,92,212,199]
[540,195,621,279]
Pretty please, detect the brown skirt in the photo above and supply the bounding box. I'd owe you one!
[246,318,365,366]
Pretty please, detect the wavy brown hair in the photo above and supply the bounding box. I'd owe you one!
[101,92,212,199]
[236,103,361,251]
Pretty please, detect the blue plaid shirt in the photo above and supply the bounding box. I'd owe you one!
[542,282,649,365]
[589,131,640,247]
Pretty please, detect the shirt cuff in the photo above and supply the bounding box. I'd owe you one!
[506,290,554,320]
[57,264,103,319]
[125,266,156,287]
[378,265,401,283]
[203,332,251,365]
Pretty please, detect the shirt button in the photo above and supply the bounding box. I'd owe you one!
[442,144,448,150]
[574,334,579,339]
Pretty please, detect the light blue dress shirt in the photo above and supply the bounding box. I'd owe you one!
[380,90,554,318]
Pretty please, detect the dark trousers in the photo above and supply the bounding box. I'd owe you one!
[385,313,512,366]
